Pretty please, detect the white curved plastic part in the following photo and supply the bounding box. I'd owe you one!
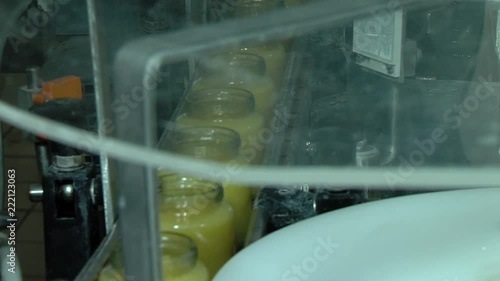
[215,188,500,281]
[0,100,499,189]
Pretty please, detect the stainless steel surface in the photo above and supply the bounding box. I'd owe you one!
[86,0,116,235]
[74,222,119,281]
[35,142,50,176]
[90,178,97,205]
[17,86,34,113]
[26,66,41,90]
[29,184,44,202]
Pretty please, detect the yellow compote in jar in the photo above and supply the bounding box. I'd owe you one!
[97,243,123,281]
[96,233,209,281]
[234,43,286,89]
[159,175,235,278]
[161,232,210,281]
[97,264,122,281]
[166,127,253,248]
[176,88,265,164]
[192,53,276,119]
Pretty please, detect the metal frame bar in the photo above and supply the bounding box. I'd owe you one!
[86,0,115,234]
[0,122,4,210]
[74,223,119,281]
[111,0,454,279]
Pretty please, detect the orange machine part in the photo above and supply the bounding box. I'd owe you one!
[33,75,83,104]
[32,75,83,140]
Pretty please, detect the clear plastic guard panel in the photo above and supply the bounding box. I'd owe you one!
[145,0,500,188]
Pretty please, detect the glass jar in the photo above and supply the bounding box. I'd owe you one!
[165,126,253,248]
[168,126,240,161]
[192,53,276,119]
[234,43,286,89]
[159,175,235,278]
[234,0,291,55]
[97,233,210,281]
[176,88,265,164]
[161,232,210,281]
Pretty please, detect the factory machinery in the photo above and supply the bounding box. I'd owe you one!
[1,0,499,280]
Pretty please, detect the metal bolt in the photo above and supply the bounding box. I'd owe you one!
[26,66,41,90]
[54,155,85,171]
[60,184,74,202]
[90,178,99,205]
[29,184,43,202]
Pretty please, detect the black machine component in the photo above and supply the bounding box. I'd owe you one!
[30,99,105,281]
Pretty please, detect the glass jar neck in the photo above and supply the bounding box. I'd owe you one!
[97,265,123,281]
[159,175,223,213]
[185,88,255,119]
[200,52,266,78]
[235,0,280,17]
[238,42,280,52]
[161,232,198,278]
[169,127,240,162]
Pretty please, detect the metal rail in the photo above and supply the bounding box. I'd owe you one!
[74,223,119,281]
[86,0,116,235]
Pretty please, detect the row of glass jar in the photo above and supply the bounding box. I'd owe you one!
[97,1,289,280]
[150,36,288,279]
[154,48,288,276]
